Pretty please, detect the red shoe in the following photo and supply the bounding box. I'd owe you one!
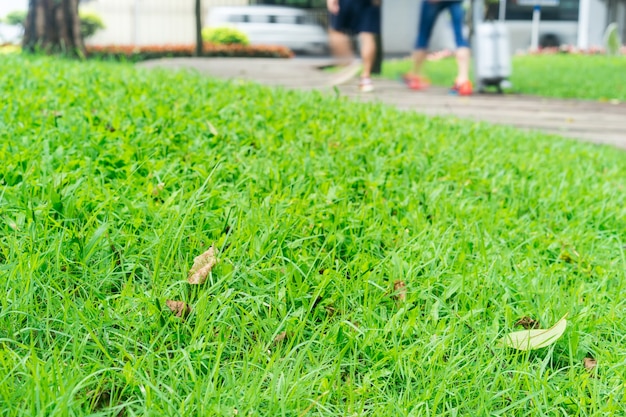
[402,74,430,90]
[450,80,473,96]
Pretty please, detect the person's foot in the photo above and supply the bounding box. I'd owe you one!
[359,77,374,93]
[450,80,473,96]
[402,73,430,90]
[330,61,361,86]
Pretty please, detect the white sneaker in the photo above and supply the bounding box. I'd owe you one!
[359,77,374,93]
[330,61,361,86]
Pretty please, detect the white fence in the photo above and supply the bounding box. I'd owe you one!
[83,0,248,46]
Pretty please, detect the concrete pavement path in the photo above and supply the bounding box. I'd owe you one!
[138,58,626,149]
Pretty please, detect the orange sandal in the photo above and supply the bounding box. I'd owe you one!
[402,74,430,90]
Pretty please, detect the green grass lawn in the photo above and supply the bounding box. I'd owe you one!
[1,54,626,416]
[383,54,626,101]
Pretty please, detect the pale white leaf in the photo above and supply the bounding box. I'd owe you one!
[207,121,219,136]
[500,314,568,351]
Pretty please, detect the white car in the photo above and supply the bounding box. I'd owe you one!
[206,6,329,55]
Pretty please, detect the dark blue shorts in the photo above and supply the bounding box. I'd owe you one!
[415,0,469,49]
[329,0,381,35]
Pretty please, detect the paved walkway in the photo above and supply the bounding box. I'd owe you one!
[138,58,626,149]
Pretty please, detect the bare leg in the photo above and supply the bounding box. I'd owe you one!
[359,32,376,78]
[329,28,354,66]
[455,47,470,84]
[410,49,428,77]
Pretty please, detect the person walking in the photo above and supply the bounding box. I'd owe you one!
[404,0,473,96]
[327,0,381,92]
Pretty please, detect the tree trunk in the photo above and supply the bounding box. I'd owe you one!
[23,0,85,56]
[195,0,203,57]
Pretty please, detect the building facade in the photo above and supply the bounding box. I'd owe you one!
[83,0,248,46]
[381,0,626,54]
[81,0,625,53]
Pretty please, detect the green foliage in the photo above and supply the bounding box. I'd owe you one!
[79,12,105,39]
[1,10,104,39]
[3,10,27,26]
[604,23,622,56]
[202,26,250,45]
[0,54,625,416]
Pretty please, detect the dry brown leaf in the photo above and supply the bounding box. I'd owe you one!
[515,316,541,330]
[187,245,218,284]
[166,300,192,318]
[584,357,597,371]
[325,305,337,316]
[393,280,406,302]
[151,182,165,196]
[274,331,287,344]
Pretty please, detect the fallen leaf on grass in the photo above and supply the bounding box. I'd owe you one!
[515,316,540,330]
[500,314,568,350]
[274,331,287,344]
[325,305,337,316]
[166,300,192,318]
[393,280,406,302]
[559,252,573,263]
[188,246,218,284]
[584,357,597,371]
[151,182,165,197]
[43,110,63,118]
[207,121,219,136]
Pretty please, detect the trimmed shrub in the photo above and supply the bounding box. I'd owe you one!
[79,12,105,39]
[86,43,294,61]
[201,27,249,46]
